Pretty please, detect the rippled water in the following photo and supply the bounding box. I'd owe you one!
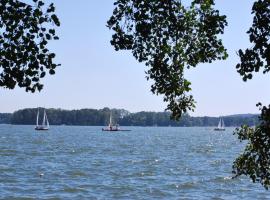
[0,125,269,199]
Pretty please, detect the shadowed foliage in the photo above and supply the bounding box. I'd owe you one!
[233,104,270,189]
[107,0,228,119]
[0,0,60,92]
[236,0,270,81]
[233,0,270,189]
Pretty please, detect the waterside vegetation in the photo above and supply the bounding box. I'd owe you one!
[0,108,259,127]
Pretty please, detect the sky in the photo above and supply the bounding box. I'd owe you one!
[0,0,270,116]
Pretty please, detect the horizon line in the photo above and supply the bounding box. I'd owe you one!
[0,107,260,118]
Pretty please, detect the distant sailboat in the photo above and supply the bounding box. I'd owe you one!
[35,108,49,131]
[214,117,225,131]
[102,112,130,132]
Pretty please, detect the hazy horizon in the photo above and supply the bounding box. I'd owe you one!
[1,0,269,116]
[0,106,260,118]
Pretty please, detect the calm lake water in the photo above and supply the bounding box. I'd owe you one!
[0,125,269,199]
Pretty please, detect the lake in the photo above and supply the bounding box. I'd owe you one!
[0,125,269,199]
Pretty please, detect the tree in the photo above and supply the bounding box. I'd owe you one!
[107,0,228,119]
[232,0,270,189]
[0,0,60,92]
[233,104,270,189]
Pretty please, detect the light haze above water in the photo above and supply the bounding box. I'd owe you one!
[0,0,270,116]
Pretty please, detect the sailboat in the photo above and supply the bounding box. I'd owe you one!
[102,112,130,132]
[35,108,50,131]
[214,117,225,131]
[102,112,120,131]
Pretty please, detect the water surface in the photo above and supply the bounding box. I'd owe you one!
[0,125,268,199]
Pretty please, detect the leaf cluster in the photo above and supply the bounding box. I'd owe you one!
[108,0,228,119]
[0,0,60,92]
[232,0,270,189]
[233,103,270,189]
[236,0,270,81]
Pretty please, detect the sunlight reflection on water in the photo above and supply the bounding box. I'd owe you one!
[0,125,268,199]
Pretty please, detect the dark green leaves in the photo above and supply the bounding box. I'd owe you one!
[0,0,60,92]
[108,0,228,119]
[233,0,270,189]
[236,0,270,81]
[51,14,60,26]
[233,104,270,189]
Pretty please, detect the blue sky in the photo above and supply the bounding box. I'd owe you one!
[0,0,269,116]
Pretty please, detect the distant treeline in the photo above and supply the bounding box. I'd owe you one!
[0,113,12,124]
[0,107,260,127]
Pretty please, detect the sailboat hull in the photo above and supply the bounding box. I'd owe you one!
[102,128,131,132]
[102,112,131,132]
[35,126,49,131]
[214,128,225,131]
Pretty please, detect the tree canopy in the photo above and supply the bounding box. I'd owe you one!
[107,0,228,119]
[0,0,60,92]
[232,0,270,189]
[233,104,270,189]
[237,0,270,81]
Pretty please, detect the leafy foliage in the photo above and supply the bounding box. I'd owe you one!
[233,104,270,189]
[0,0,60,92]
[236,0,270,81]
[108,0,228,119]
[233,0,270,189]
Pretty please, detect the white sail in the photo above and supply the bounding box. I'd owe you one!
[214,117,225,131]
[221,118,225,128]
[42,110,46,126]
[36,109,39,126]
[35,108,49,130]
[109,112,112,126]
[217,118,222,128]
[102,111,122,131]
[45,112,49,128]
